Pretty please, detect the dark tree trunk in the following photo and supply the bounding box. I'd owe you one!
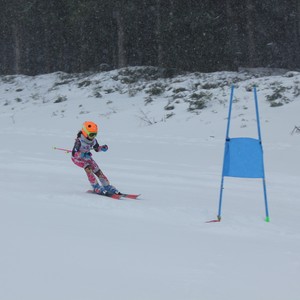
[115,1,127,68]
[245,0,257,67]
[12,23,21,74]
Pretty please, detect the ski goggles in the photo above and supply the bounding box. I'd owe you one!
[87,132,97,138]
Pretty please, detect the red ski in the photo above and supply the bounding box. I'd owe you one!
[87,190,122,200]
[119,193,140,199]
[87,190,140,200]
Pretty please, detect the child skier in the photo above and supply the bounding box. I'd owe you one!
[71,121,119,195]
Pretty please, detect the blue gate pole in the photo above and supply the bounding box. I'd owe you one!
[254,87,270,222]
[262,178,270,222]
[217,85,235,221]
[225,85,235,140]
[253,87,262,142]
[217,176,225,221]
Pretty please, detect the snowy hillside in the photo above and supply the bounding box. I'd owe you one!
[0,67,300,300]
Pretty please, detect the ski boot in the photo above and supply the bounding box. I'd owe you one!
[104,185,119,195]
[92,183,107,195]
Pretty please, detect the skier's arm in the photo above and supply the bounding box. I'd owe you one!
[93,140,108,152]
[72,139,81,157]
[93,140,100,152]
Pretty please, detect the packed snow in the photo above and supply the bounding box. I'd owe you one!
[0,68,299,300]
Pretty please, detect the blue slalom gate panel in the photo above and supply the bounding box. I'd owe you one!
[217,86,270,222]
[222,137,264,178]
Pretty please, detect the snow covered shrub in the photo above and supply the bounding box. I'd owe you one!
[245,83,257,92]
[146,83,165,96]
[78,80,92,88]
[166,112,175,119]
[117,66,169,84]
[164,104,175,110]
[54,95,67,103]
[173,87,187,93]
[188,99,206,111]
[293,84,300,97]
[1,75,16,84]
[104,88,114,94]
[144,96,153,105]
[128,84,144,97]
[187,91,212,112]
[93,91,102,98]
[201,82,220,89]
[266,85,290,106]
[291,126,300,134]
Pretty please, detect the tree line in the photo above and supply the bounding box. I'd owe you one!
[1,0,300,75]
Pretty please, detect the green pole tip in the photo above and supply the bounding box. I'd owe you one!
[265,216,270,222]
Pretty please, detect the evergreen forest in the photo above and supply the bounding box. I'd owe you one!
[1,0,300,75]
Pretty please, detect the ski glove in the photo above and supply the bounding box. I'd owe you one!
[100,145,108,152]
[80,152,92,159]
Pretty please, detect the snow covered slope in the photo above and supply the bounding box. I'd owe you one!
[0,68,299,300]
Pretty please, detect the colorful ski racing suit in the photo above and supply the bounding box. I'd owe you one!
[71,133,110,188]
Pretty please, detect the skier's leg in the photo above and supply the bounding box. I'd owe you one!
[88,158,110,186]
[94,168,119,194]
[90,159,118,194]
[84,165,98,185]
[72,156,103,192]
[85,165,105,193]
[95,169,110,186]
[72,156,97,185]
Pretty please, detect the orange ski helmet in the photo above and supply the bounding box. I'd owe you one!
[82,121,98,139]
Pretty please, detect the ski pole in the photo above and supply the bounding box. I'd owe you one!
[53,147,72,153]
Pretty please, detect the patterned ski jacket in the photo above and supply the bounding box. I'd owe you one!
[72,132,100,157]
